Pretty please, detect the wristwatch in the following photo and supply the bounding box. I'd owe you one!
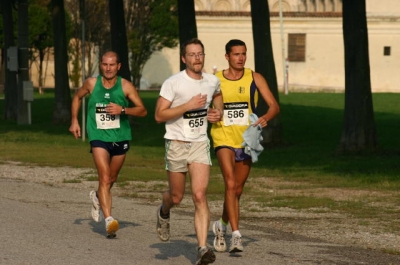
[121,107,125,115]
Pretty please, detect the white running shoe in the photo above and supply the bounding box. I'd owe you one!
[105,216,119,238]
[156,205,170,241]
[229,234,244,253]
[196,246,216,265]
[212,220,227,252]
[89,190,103,222]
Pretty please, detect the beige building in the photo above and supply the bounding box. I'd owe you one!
[28,0,399,93]
[142,0,400,92]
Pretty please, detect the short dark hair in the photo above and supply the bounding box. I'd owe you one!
[180,38,205,57]
[225,39,246,54]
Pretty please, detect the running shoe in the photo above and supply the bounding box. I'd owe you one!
[196,246,216,265]
[229,234,244,253]
[89,190,103,222]
[105,216,119,238]
[156,205,170,241]
[212,220,227,252]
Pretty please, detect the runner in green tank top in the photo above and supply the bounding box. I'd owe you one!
[69,51,147,238]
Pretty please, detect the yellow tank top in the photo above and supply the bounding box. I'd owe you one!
[211,68,259,148]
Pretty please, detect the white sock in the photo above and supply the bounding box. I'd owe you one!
[232,230,241,238]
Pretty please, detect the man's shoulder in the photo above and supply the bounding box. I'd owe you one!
[202,72,217,79]
[163,71,185,83]
[202,72,219,83]
[86,76,98,87]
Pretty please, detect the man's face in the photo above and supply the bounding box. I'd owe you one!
[100,54,121,80]
[226,45,247,70]
[182,44,205,74]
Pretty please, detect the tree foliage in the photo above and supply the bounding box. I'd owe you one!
[125,0,179,87]
[28,1,53,92]
[66,0,109,87]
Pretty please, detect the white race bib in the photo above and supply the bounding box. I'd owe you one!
[183,109,208,138]
[223,102,249,126]
[95,106,121,129]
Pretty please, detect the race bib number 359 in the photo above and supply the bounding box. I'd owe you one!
[95,107,121,129]
[183,109,207,138]
[223,102,249,126]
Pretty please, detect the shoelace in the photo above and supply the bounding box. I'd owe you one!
[231,236,241,245]
[216,229,225,244]
[160,217,169,229]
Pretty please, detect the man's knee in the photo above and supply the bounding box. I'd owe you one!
[98,175,114,186]
[171,193,184,205]
[192,190,207,205]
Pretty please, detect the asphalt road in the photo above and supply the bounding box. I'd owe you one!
[1,177,399,265]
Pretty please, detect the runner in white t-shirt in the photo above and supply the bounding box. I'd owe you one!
[155,38,223,265]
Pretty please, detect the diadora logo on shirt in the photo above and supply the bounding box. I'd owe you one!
[239,86,245,93]
[104,93,110,99]
[123,144,128,150]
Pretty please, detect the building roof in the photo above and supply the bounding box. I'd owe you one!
[196,11,343,18]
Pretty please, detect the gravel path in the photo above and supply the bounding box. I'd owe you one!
[1,161,399,265]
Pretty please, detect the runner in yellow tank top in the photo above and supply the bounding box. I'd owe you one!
[211,68,258,148]
[210,39,280,254]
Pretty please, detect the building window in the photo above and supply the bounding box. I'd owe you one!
[384,46,391,56]
[288,34,306,62]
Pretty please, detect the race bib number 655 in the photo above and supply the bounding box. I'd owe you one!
[183,109,207,138]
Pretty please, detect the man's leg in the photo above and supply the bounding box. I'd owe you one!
[162,171,186,214]
[216,148,238,230]
[157,171,186,241]
[189,162,216,264]
[188,162,211,247]
[92,147,125,218]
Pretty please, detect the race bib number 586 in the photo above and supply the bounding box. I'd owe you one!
[223,102,249,126]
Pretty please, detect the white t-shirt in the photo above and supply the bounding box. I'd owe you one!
[159,70,221,142]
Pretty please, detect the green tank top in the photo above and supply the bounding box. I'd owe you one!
[86,76,132,142]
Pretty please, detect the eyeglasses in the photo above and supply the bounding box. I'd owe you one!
[186,53,205,58]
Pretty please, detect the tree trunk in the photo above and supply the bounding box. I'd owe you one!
[1,0,18,121]
[178,0,197,71]
[339,0,377,152]
[17,0,30,124]
[52,0,71,124]
[250,0,283,145]
[109,0,131,81]
[38,48,44,94]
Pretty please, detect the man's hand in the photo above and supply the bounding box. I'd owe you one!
[207,108,222,123]
[69,122,81,139]
[253,116,268,128]
[186,93,207,111]
[106,102,123,115]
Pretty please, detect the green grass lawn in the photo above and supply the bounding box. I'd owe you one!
[1,90,399,189]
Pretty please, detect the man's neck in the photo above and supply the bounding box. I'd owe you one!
[185,69,203,80]
[225,68,244,80]
[102,76,117,88]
